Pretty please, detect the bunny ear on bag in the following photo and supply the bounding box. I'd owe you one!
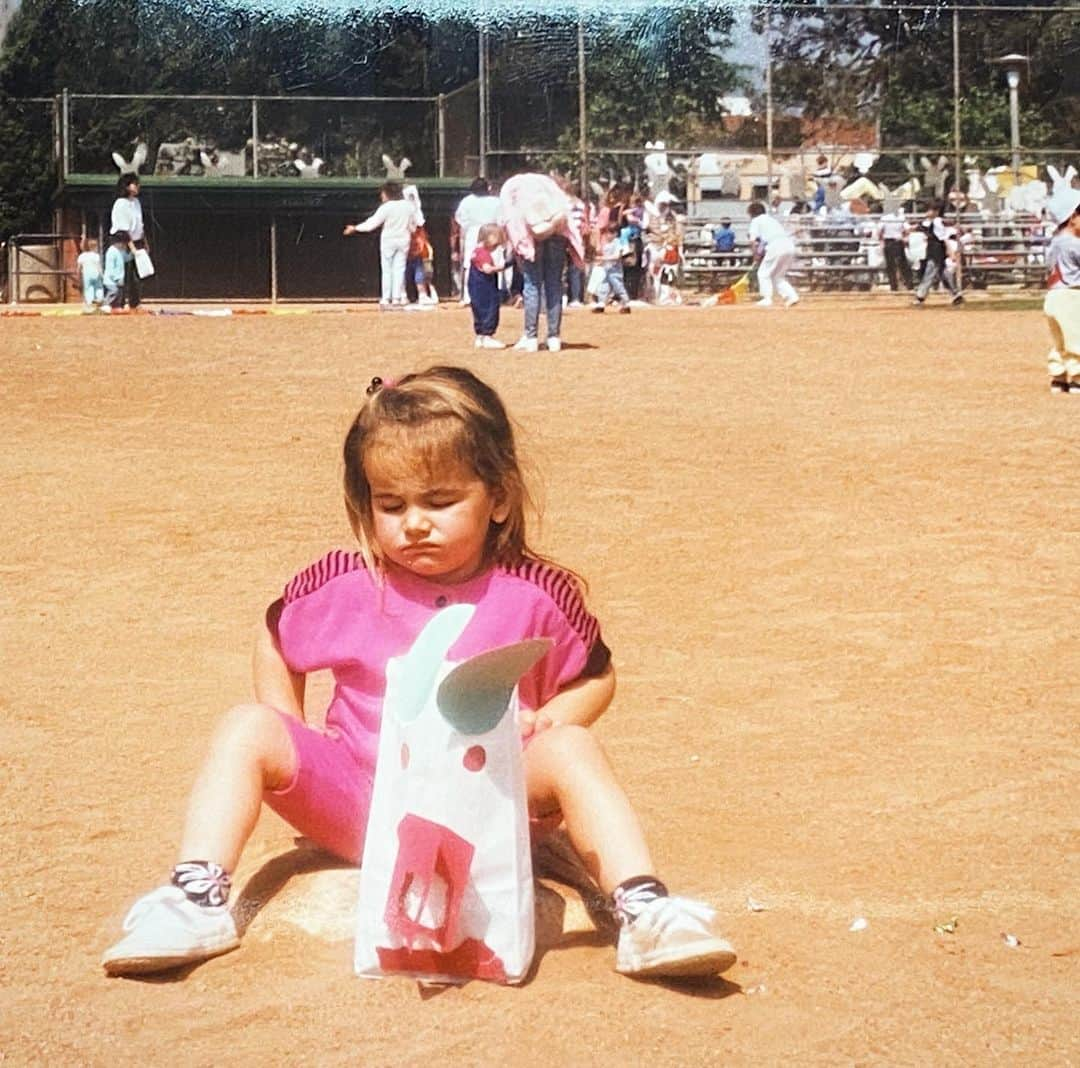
[388,604,476,724]
[437,639,552,736]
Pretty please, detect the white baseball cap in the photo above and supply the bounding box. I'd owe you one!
[1047,186,1080,226]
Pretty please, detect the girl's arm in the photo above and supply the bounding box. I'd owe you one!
[521,661,616,737]
[252,598,306,719]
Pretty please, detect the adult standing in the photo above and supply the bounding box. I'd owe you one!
[454,177,501,305]
[343,182,416,307]
[110,174,148,310]
[874,201,913,291]
[747,200,800,308]
[500,173,584,352]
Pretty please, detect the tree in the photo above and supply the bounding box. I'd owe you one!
[759,0,1076,156]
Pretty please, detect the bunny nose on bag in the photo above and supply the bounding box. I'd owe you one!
[354,604,552,985]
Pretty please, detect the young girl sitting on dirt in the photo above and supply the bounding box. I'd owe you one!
[102,366,736,981]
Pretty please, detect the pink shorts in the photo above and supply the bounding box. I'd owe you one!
[265,714,561,864]
[264,713,373,864]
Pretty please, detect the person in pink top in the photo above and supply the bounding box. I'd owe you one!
[500,173,586,352]
[101,367,736,982]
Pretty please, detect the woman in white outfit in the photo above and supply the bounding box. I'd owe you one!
[344,183,416,306]
[747,201,800,308]
[454,177,502,305]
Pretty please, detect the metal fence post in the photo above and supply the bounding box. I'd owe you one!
[437,93,446,177]
[270,216,278,304]
[578,17,587,199]
[478,27,488,177]
[61,88,70,180]
[252,98,260,178]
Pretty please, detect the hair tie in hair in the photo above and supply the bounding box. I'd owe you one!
[366,375,397,395]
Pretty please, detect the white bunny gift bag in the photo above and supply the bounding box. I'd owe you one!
[355,605,551,985]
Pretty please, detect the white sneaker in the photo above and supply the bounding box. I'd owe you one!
[102,885,240,976]
[514,336,539,353]
[567,301,584,309]
[784,295,800,307]
[755,298,774,308]
[546,337,562,352]
[615,896,736,979]
[474,336,506,349]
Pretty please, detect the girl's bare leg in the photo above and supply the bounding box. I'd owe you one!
[524,724,654,893]
[177,703,298,871]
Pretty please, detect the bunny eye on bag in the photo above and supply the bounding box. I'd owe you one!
[354,605,551,985]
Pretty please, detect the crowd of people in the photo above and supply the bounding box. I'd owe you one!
[76,174,152,313]
[334,171,697,349]
[73,166,1068,328]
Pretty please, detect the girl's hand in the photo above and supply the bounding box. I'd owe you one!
[343,224,356,236]
[519,709,553,741]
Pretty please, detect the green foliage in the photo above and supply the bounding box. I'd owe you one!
[763,0,1075,153]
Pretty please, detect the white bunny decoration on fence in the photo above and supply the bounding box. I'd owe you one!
[354,604,550,985]
[1046,163,1078,194]
[382,155,413,181]
[293,147,325,179]
[112,142,148,175]
[921,155,950,200]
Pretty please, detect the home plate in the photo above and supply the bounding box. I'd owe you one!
[234,860,601,949]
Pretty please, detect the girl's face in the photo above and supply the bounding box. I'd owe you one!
[1068,211,1080,237]
[365,446,508,585]
[484,231,502,249]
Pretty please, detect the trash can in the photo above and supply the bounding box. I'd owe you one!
[16,244,61,302]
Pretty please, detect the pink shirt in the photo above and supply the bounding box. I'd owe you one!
[275,551,609,775]
[498,173,585,266]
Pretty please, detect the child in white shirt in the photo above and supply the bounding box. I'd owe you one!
[76,237,104,309]
[591,222,632,313]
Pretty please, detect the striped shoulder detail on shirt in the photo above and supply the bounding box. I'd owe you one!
[504,559,600,650]
[283,550,365,604]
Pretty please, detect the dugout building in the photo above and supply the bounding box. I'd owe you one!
[57,175,467,303]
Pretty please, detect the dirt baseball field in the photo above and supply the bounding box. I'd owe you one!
[2,298,1077,1066]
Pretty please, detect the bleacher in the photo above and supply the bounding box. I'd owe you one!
[679,211,1051,293]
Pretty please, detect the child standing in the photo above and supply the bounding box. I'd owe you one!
[343,182,416,307]
[101,231,129,311]
[407,223,437,305]
[912,200,963,306]
[468,223,507,349]
[591,222,632,314]
[712,217,736,258]
[76,236,104,310]
[101,367,736,982]
[1044,185,1080,393]
[747,201,800,308]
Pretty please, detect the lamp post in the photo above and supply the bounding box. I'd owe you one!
[995,53,1028,184]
